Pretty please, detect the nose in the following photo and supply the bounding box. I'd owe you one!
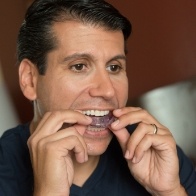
[89,70,115,100]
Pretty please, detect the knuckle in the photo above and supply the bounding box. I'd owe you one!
[37,138,46,149]
[137,122,146,130]
[27,139,31,149]
[27,136,37,149]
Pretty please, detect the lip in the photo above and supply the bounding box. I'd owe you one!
[84,127,112,138]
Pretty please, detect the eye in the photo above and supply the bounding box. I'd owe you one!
[106,64,122,73]
[70,63,87,72]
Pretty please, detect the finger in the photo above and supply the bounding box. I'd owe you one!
[113,107,142,117]
[60,135,88,163]
[129,133,176,163]
[110,115,156,154]
[113,107,162,128]
[42,126,86,145]
[40,135,88,163]
[110,122,153,158]
[109,126,130,152]
[32,110,92,137]
[124,123,156,159]
[33,111,51,131]
[125,124,173,160]
[29,126,87,152]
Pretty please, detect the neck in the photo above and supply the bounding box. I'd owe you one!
[73,155,100,187]
[29,102,42,135]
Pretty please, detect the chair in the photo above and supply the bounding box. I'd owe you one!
[129,77,196,163]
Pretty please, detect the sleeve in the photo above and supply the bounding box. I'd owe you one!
[177,146,196,195]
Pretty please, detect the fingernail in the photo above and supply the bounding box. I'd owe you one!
[114,109,122,113]
[112,119,120,127]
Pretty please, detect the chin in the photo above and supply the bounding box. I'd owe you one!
[85,135,113,156]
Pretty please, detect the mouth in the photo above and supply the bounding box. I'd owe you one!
[82,110,116,130]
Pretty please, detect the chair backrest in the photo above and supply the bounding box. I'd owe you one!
[130,77,196,161]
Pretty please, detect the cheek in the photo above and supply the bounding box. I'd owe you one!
[35,79,75,111]
[50,79,88,109]
[114,77,128,107]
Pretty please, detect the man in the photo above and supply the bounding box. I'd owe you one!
[0,0,196,195]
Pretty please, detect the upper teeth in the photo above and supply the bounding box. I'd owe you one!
[82,110,109,117]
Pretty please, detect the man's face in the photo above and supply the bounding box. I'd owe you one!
[35,21,128,155]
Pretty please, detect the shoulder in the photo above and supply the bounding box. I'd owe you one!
[0,123,30,155]
[0,124,33,195]
[1,123,30,142]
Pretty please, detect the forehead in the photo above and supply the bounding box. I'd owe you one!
[51,21,125,54]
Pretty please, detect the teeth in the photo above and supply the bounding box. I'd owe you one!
[82,110,109,117]
[87,126,106,132]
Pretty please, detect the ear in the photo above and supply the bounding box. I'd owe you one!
[19,59,38,101]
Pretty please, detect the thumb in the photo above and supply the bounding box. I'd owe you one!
[110,124,130,153]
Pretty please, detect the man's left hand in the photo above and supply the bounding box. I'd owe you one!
[110,107,187,196]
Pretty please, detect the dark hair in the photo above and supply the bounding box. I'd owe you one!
[17,0,132,74]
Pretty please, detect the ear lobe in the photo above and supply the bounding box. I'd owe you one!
[19,59,38,101]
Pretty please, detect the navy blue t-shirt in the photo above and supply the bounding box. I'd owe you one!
[0,124,196,195]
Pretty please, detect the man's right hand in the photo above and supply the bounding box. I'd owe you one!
[27,110,92,196]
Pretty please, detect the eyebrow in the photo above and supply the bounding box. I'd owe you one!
[107,55,127,64]
[62,53,126,64]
